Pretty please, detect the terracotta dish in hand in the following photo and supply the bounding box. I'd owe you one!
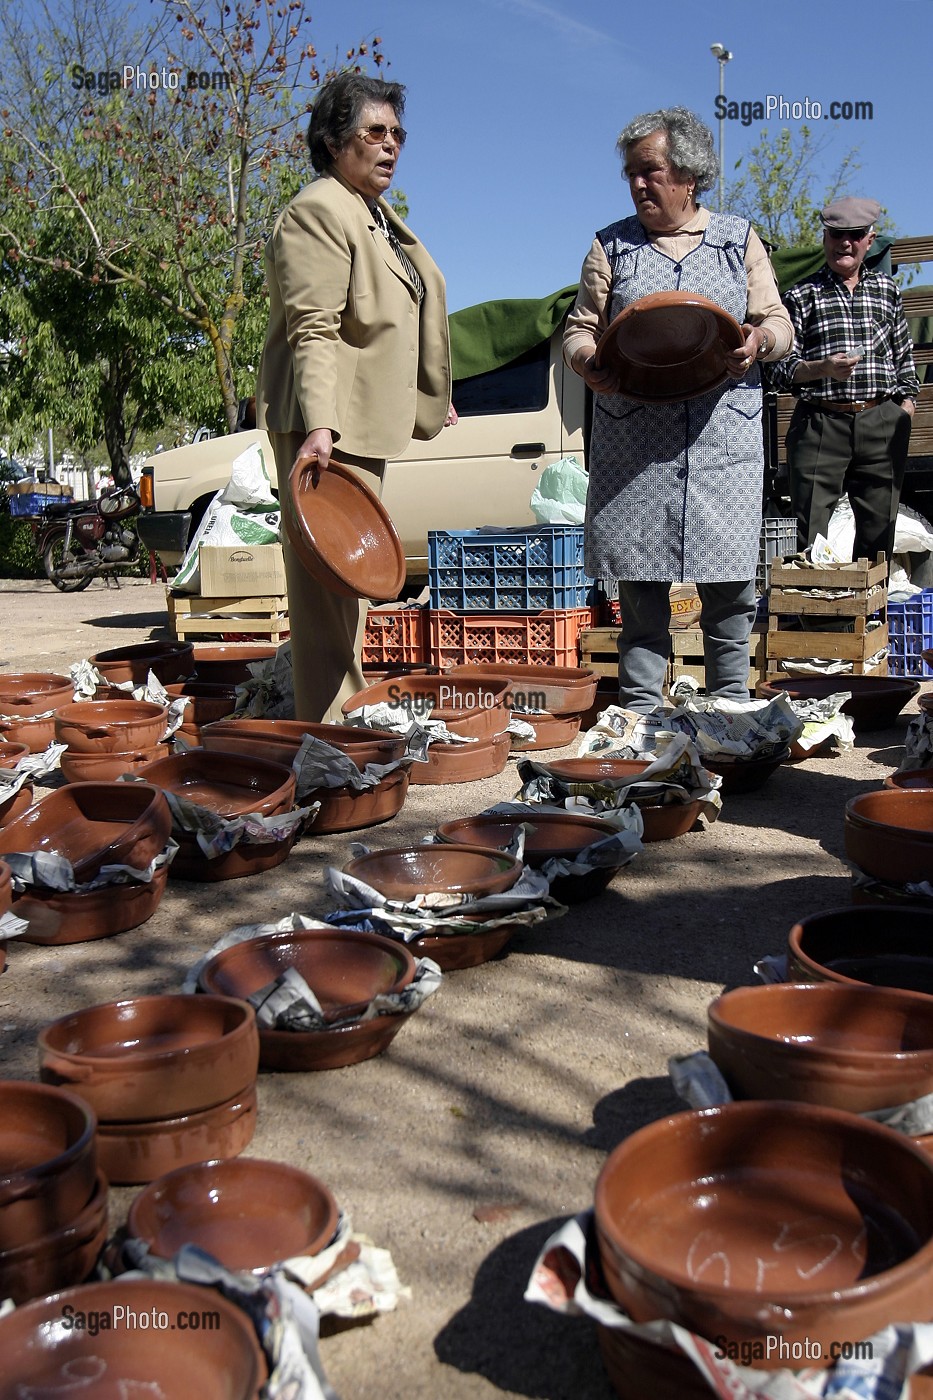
[594,290,744,403]
[286,459,405,601]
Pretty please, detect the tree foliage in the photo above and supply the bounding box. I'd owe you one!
[726,125,865,248]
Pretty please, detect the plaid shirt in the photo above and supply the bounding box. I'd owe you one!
[769,263,919,402]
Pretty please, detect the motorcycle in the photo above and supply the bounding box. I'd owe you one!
[33,483,142,592]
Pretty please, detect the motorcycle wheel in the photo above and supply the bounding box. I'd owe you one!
[43,532,95,592]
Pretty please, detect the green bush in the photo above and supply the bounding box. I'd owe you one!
[0,493,41,578]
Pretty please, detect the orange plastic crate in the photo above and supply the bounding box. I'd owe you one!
[428,608,595,667]
[362,606,428,667]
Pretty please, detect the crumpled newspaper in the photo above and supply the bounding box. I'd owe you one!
[588,685,802,761]
[0,742,66,798]
[69,664,189,737]
[900,711,933,771]
[231,645,295,719]
[0,907,30,941]
[290,733,410,804]
[848,866,933,907]
[248,958,442,1030]
[120,776,313,860]
[342,697,479,759]
[784,693,856,754]
[1,840,177,894]
[451,803,644,889]
[526,1211,933,1399]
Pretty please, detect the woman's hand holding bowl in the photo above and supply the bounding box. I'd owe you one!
[293,428,333,485]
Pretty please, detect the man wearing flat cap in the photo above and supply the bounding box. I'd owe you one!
[770,195,919,566]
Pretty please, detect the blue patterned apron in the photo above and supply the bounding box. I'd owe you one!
[587,212,763,583]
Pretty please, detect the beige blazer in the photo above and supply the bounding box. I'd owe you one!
[257,172,451,459]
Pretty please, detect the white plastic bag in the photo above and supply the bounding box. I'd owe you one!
[529,456,588,526]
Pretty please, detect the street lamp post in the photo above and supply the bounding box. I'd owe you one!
[710,42,733,212]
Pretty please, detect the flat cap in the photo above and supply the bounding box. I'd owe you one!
[820,196,881,230]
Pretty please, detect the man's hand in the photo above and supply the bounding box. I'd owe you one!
[293,428,333,483]
[821,353,860,383]
[900,398,916,418]
[572,348,618,394]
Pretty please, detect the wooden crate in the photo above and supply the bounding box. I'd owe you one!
[669,626,769,691]
[580,626,620,679]
[766,553,888,675]
[167,590,290,643]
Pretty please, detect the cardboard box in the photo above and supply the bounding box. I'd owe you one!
[198,543,287,596]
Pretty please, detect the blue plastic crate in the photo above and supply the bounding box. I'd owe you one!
[886,590,933,677]
[428,525,596,611]
[7,492,49,518]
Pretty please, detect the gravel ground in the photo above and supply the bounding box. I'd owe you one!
[1,575,928,1399]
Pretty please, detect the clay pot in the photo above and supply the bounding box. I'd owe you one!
[547,756,652,784]
[305,767,410,835]
[436,809,621,904]
[0,672,73,717]
[707,982,933,1112]
[198,927,417,1071]
[343,842,522,900]
[787,906,933,995]
[136,747,296,820]
[0,740,29,766]
[509,711,582,751]
[0,781,33,828]
[38,994,259,1122]
[127,1157,339,1273]
[0,713,58,752]
[14,865,170,945]
[702,746,790,793]
[594,1101,933,1363]
[201,717,406,768]
[168,829,299,883]
[90,639,195,686]
[59,743,166,783]
[0,1170,108,1305]
[96,1086,257,1185]
[0,1277,266,1399]
[406,921,517,971]
[886,769,933,790]
[286,459,405,601]
[409,731,512,785]
[54,699,169,753]
[446,663,599,717]
[192,642,277,685]
[756,674,920,731]
[845,789,933,885]
[0,1082,98,1252]
[165,680,240,725]
[0,781,172,885]
[545,756,701,842]
[343,675,511,740]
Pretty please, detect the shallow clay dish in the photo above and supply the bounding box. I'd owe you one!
[0,672,74,717]
[0,1082,98,1253]
[446,663,599,717]
[545,756,701,842]
[96,1086,257,1185]
[59,743,166,784]
[192,643,277,685]
[39,994,259,1123]
[90,639,195,686]
[594,1101,933,1362]
[0,780,171,884]
[164,682,239,726]
[436,810,621,904]
[409,731,511,785]
[286,459,405,601]
[510,711,582,751]
[201,717,407,768]
[136,746,296,820]
[407,920,518,972]
[845,789,933,885]
[787,906,933,995]
[594,290,744,403]
[757,674,920,732]
[14,864,169,945]
[701,746,790,793]
[886,769,933,790]
[707,982,933,1112]
[305,767,410,835]
[169,831,299,883]
[344,842,522,900]
[0,740,29,766]
[54,699,168,753]
[0,1277,266,1399]
[127,1157,339,1272]
[0,713,59,753]
[0,1170,108,1306]
[343,674,511,740]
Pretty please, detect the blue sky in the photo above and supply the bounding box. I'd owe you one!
[305,0,933,310]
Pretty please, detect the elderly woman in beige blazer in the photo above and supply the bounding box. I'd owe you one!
[257,72,452,722]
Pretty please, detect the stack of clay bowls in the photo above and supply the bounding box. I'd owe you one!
[0,782,172,944]
[136,746,297,880]
[343,675,512,783]
[545,756,701,841]
[844,789,933,896]
[0,738,33,827]
[0,1081,107,1304]
[56,698,169,782]
[89,639,195,688]
[437,810,621,905]
[191,643,277,685]
[198,926,418,1070]
[701,745,791,794]
[787,907,933,995]
[165,680,240,745]
[38,994,259,1186]
[0,672,74,752]
[887,769,933,790]
[757,674,920,733]
[446,662,598,750]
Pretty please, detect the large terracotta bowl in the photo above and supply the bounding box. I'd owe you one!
[707,982,933,1112]
[127,1157,339,1273]
[594,1101,933,1363]
[192,643,277,685]
[136,747,296,819]
[96,1087,257,1185]
[887,769,933,790]
[0,1277,266,1398]
[446,663,599,717]
[406,917,518,972]
[0,781,172,884]
[0,672,73,717]
[0,1170,108,1306]
[164,681,240,726]
[0,713,58,752]
[436,809,620,903]
[286,459,405,601]
[0,755,33,826]
[845,789,933,885]
[59,743,166,784]
[408,731,511,785]
[0,739,30,766]
[90,639,195,686]
[702,746,790,794]
[306,767,410,835]
[787,907,933,995]
[38,994,259,1123]
[54,699,168,753]
[545,756,701,842]
[343,842,522,900]
[343,674,511,740]
[757,674,920,732]
[594,290,745,402]
[200,716,407,768]
[509,710,582,751]
[13,864,170,945]
[0,1082,98,1252]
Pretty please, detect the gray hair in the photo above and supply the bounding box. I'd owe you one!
[616,107,719,195]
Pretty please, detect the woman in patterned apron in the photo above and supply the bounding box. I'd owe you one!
[564,107,792,714]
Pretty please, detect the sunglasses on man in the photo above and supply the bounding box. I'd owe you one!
[357,124,407,147]
[825,226,871,241]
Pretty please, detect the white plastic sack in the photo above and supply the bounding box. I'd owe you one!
[221,440,277,509]
[827,494,933,566]
[529,456,588,526]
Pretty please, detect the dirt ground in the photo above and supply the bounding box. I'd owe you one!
[1,574,929,1400]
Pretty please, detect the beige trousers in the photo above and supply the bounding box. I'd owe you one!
[270,431,386,723]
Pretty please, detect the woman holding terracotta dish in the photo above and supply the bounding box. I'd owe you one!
[564,106,792,714]
[257,72,453,722]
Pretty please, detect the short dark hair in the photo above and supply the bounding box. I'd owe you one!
[306,72,406,174]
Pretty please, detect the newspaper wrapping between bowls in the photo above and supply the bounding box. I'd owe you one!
[69,664,189,737]
[525,1212,933,1399]
[287,733,411,804]
[120,775,314,859]
[1,840,178,894]
[901,712,933,772]
[845,865,933,907]
[0,743,66,799]
[342,697,532,752]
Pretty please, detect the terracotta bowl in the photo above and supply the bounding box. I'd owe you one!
[445,663,599,717]
[0,1170,108,1306]
[408,731,511,785]
[168,829,299,883]
[343,842,523,900]
[38,994,259,1123]
[594,1101,933,1362]
[96,1086,257,1185]
[435,809,620,904]
[192,643,277,685]
[756,674,921,732]
[594,290,745,402]
[701,746,791,793]
[0,672,74,717]
[407,920,518,971]
[59,743,166,784]
[0,1277,266,1399]
[845,789,933,885]
[0,1082,98,1253]
[787,906,933,995]
[0,781,33,828]
[200,717,407,768]
[286,459,405,601]
[343,674,511,741]
[886,769,933,790]
[305,767,410,835]
[0,713,58,752]
[14,864,170,945]
[127,1157,339,1272]
[0,740,29,766]
[90,639,195,686]
[164,681,240,726]
[136,746,296,820]
[54,699,168,753]
[707,982,933,1112]
[509,711,582,751]
[0,781,172,885]
[545,756,701,842]
[547,756,652,785]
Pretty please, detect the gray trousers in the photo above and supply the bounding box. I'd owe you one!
[616,579,758,714]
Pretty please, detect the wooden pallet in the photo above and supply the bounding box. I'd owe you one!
[669,626,769,691]
[580,627,621,679]
[167,590,290,643]
[766,553,888,674]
